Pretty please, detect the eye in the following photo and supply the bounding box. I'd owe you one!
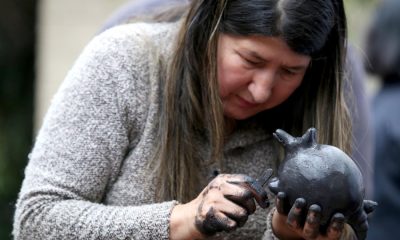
[282,68,297,76]
[241,55,263,66]
[244,58,261,65]
[237,51,263,66]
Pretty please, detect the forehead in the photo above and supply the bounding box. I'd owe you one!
[219,33,311,67]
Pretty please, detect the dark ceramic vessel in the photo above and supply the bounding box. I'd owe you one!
[268,128,365,226]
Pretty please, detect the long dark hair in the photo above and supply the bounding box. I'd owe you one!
[152,0,350,203]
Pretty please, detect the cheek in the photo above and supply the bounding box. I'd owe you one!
[271,81,302,104]
[218,60,250,98]
[218,71,235,98]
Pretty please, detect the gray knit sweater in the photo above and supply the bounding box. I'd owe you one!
[13,21,280,239]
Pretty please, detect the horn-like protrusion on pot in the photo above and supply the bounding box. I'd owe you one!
[300,127,317,148]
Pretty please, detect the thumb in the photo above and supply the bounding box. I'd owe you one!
[268,177,280,195]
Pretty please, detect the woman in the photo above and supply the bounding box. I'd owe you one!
[13,0,372,239]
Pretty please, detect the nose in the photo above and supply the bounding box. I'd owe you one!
[248,70,276,103]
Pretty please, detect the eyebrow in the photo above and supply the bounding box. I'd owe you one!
[245,50,266,62]
[285,65,308,71]
[245,50,309,70]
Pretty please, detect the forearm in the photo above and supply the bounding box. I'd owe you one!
[14,193,177,240]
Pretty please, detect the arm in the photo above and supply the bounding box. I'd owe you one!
[13,24,176,240]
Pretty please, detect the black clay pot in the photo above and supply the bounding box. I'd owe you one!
[268,128,365,226]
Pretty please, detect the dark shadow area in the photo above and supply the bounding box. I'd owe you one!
[0,0,37,239]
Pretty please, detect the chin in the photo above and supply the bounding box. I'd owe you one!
[225,111,255,121]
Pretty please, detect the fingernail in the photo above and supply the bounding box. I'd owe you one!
[294,198,306,208]
[309,204,321,214]
[277,192,286,199]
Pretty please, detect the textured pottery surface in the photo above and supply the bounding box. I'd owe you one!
[268,128,365,226]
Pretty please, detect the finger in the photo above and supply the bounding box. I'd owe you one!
[212,211,238,233]
[326,213,345,240]
[303,204,321,239]
[224,209,249,228]
[196,189,238,224]
[214,195,250,227]
[206,176,254,216]
[227,175,270,208]
[363,200,378,214]
[287,198,306,229]
[225,192,256,215]
[243,198,257,215]
[223,177,257,215]
[275,191,287,214]
[268,177,279,194]
[195,207,237,235]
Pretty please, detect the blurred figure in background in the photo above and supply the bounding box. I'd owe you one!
[365,0,400,238]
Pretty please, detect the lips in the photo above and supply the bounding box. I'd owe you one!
[235,95,258,108]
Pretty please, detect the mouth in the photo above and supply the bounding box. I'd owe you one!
[236,95,257,108]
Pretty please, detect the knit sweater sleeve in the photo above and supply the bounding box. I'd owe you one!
[13,24,176,240]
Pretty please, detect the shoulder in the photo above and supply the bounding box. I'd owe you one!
[63,22,180,90]
[73,21,180,92]
[90,21,181,60]
[66,20,182,101]
[84,21,181,129]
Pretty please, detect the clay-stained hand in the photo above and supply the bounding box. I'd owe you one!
[272,194,348,240]
[170,171,273,239]
[189,173,270,237]
[271,191,378,240]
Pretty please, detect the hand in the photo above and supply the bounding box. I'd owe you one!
[272,193,347,240]
[170,172,271,239]
[268,178,377,240]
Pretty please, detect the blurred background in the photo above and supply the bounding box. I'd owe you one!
[0,0,383,239]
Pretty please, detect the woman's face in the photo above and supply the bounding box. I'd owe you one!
[217,34,311,120]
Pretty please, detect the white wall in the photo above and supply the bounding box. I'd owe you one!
[35,0,128,131]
